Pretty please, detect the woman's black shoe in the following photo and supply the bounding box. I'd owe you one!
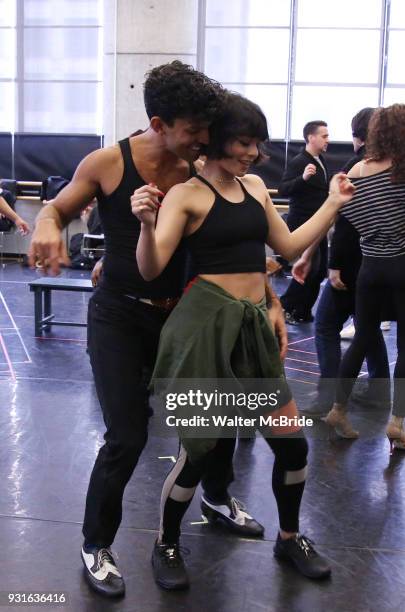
[273,533,331,579]
[151,540,190,590]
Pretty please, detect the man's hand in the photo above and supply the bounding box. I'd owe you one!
[328,269,347,291]
[28,218,70,275]
[292,257,312,285]
[303,163,317,181]
[268,299,288,361]
[91,258,103,287]
[131,183,164,226]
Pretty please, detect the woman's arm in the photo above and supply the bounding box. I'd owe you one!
[0,195,31,234]
[0,194,19,223]
[132,183,191,280]
[265,173,355,261]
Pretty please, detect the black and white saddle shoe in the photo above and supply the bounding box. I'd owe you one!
[273,533,331,579]
[201,495,264,537]
[81,546,125,597]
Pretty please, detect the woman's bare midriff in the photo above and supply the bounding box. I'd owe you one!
[199,272,266,303]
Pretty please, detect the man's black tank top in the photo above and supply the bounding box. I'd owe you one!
[184,175,268,274]
[97,137,193,298]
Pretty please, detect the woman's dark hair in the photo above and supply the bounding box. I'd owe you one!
[203,92,270,164]
[143,61,224,125]
[366,104,405,183]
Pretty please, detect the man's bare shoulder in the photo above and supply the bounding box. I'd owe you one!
[77,144,121,179]
[86,144,121,166]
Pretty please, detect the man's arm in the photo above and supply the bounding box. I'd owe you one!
[277,157,307,196]
[328,215,359,272]
[277,156,316,197]
[291,223,333,284]
[0,194,30,234]
[28,149,108,274]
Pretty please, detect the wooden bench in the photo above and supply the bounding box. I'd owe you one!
[29,277,93,335]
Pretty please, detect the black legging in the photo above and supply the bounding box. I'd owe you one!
[159,433,308,544]
[336,254,405,416]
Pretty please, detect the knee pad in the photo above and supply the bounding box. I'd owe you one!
[271,434,309,474]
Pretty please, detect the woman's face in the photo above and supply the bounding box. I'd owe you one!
[220,136,260,176]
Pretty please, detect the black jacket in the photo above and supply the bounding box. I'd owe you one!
[328,146,365,288]
[278,149,329,219]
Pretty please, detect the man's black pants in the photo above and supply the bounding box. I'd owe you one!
[83,287,234,547]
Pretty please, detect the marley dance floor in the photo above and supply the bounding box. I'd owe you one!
[0,262,404,612]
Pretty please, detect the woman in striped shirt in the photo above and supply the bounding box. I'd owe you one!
[324,104,405,454]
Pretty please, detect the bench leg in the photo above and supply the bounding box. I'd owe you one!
[44,289,52,331]
[34,290,43,336]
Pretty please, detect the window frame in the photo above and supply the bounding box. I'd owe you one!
[199,0,403,144]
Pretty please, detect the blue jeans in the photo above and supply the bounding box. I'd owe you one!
[315,280,389,408]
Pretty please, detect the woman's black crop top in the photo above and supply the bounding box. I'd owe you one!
[184,175,268,274]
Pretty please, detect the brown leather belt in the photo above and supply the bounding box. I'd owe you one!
[123,296,178,311]
[145,297,179,311]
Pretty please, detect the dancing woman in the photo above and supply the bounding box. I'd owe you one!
[133,92,354,588]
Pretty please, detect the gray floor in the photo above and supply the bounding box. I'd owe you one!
[0,262,404,612]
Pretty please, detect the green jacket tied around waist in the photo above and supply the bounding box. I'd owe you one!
[151,278,291,462]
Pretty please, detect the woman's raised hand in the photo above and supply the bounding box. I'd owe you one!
[328,173,356,207]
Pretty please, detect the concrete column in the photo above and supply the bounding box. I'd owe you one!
[103,0,199,146]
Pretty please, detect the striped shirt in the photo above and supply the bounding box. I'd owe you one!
[340,169,405,257]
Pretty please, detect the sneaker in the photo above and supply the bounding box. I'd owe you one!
[284,310,302,326]
[273,533,331,579]
[284,310,313,325]
[151,540,189,590]
[201,495,264,537]
[381,321,391,331]
[340,321,356,340]
[81,546,125,598]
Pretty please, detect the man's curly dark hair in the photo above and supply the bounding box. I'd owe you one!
[366,104,405,183]
[143,61,224,125]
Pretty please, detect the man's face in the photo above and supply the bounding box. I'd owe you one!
[161,118,210,161]
[309,126,329,153]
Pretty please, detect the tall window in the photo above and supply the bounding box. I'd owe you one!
[0,0,16,131]
[384,0,405,105]
[1,0,102,134]
[204,0,291,139]
[201,0,405,142]
[292,0,381,140]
